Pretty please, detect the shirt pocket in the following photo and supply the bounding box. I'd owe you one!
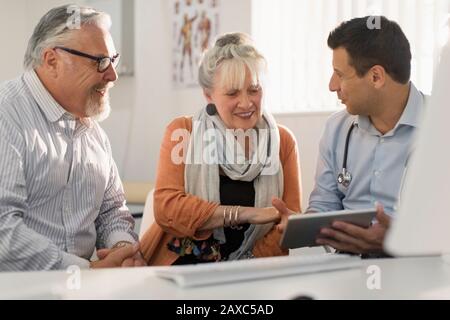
[82,161,110,211]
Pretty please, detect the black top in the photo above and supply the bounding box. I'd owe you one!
[173,175,254,265]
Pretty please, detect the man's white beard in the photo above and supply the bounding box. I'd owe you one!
[85,92,111,122]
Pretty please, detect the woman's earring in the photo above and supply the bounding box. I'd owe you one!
[206,104,217,116]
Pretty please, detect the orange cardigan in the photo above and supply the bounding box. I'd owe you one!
[140,116,302,266]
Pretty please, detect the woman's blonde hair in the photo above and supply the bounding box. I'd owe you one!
[198,32,266,91]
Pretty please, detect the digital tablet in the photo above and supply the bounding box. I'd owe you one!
[280,209,377,249]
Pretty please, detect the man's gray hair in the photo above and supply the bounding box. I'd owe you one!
[24,4,111,70]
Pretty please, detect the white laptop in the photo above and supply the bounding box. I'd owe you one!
[385,42,450,256]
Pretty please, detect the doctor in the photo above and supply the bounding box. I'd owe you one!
[274,16,425,255]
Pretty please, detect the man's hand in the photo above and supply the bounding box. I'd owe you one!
[316,204,391,254]
[271,197,298,233]
[92,242,147,268]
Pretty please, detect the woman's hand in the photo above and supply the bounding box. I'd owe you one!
[200,202,292,231]
[244,207,281,225]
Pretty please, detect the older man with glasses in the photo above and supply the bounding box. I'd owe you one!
[0,5,146,271]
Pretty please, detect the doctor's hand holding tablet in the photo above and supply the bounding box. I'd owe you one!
[273,199,391,255]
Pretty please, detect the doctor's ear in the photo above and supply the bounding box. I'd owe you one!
[369,65,386,89]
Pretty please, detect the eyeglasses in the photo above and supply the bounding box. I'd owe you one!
[54,46,120,73]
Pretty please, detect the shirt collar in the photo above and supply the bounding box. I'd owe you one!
[354,82,424,134]
[395,82,424,128]
[23,70,70,123]
[23,70,94,129]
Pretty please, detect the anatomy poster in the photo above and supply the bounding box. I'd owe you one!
[172,0,220,89]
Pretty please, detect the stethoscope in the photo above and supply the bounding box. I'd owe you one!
[337,122,356,188]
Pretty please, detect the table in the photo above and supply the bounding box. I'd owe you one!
[1,256,450,300]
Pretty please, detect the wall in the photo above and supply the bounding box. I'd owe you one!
[121,0,255,183]
[0,1,27,81]
[111,0,172,182]
[275,112,330,210]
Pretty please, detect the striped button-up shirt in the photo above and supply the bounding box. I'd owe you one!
[0,70,137,271]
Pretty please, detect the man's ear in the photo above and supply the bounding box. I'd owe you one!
[370,65,386,89]
[40,48,59,77]
[203,88,213,103]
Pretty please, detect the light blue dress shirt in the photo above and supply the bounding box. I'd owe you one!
[307,83,425,216]
[0,71,137,271]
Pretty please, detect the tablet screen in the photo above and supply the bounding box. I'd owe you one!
[280,209,377,249]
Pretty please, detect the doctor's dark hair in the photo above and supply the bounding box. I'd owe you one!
[327,16,411,84]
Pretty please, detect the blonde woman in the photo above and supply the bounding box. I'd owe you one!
[141,33,301,265]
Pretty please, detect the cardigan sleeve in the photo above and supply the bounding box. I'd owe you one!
[153,117,219,240]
